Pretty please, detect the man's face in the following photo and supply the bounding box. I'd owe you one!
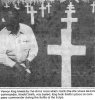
[3,11,19,33]
[4,11,15,29]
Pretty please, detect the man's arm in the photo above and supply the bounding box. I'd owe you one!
[4,54,26,72]
[23,27,38,75]
[0,52,24,72]
[26,27,38,62]
[1,54,16,67]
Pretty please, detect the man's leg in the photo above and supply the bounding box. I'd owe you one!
[13,65,30,87]
[13,68,26,87]
[0,64,15,87]
[0,64,30,87]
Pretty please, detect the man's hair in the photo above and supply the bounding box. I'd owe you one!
[3,8,20,34]
[3,8,19,20]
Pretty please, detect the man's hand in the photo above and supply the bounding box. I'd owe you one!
[25,59,30,69]
[24,59,31,77]
[13,63,25,73]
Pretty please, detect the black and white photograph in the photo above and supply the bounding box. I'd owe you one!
[0,0,95,88]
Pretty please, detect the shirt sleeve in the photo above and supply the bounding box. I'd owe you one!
[4,54,16,67]
[0,52,16,67]
[26,27,38,62]
[0,33,16,68]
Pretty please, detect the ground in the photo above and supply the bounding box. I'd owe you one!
[0,1,95,87]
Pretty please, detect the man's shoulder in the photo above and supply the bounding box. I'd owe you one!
[0,27,9,36]
[20,23,32,32]
[19,23,34,36]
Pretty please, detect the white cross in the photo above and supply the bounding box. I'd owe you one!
[74,0,79,3]
[2,18,6,22]
[39,2,46,18]
[4,2,10,8]
[14,4,20,10]
[33,0,36,5]
[30,0,33,3]
[47,2,86,87]
[46,2,52,13]
[60,0,66,3]
[17,0,20,6]
[91,1,95,13]
[25,3,31,13]
[69,0,79,3]
[27,6,37,25]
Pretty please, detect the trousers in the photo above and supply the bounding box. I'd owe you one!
[0,64,29,87]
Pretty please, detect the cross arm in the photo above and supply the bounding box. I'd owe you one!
[48,45,61,55]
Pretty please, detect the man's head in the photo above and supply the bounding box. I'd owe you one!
[3,8,20,34]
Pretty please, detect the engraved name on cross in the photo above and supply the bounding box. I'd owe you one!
[48,2,86,87]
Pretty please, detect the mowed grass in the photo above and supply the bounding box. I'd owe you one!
[0,1,95,87]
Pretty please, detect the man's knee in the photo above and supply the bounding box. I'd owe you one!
[0,64,15,87]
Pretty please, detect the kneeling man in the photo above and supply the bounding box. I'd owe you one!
[0,8,38,86]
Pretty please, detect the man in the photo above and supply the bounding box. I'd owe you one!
[0,8,38,86]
